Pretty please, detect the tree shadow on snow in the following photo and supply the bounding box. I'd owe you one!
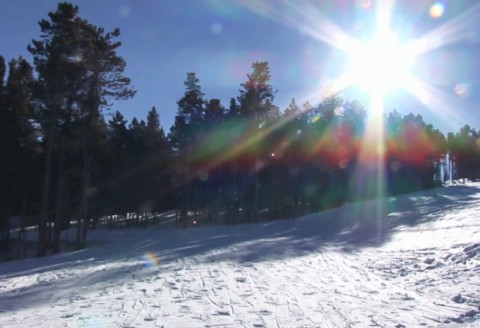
[149,184,480,264]
[0,184,478,314]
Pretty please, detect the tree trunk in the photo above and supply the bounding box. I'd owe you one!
[17,191,28,259]
[38,75,61,257]
[77,136,92,249]
[52,158,66,254]
[37,132,53,257]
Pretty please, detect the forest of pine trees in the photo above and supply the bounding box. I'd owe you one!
[1,3,480,258]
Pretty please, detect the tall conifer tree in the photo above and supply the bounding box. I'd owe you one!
[29,3,135,254]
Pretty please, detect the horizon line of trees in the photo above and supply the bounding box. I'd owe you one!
[1,2,480,259]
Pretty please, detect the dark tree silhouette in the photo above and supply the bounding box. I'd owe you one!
[28,2,135,254]
[2,1,479,255]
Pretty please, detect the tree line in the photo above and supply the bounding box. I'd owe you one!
[1,3,480,258]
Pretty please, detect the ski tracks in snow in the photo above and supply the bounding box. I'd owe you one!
[0,243,479,327]
[1,185,480,327]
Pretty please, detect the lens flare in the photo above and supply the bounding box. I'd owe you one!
[118,5,131,17]
[358,0,372,10]
[454,83,471,97]
[143,252,159,268]
[205,0,478,204]
[211,22,223,35]
[429,3,445,19]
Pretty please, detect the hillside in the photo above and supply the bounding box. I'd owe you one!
[1,184,479,327]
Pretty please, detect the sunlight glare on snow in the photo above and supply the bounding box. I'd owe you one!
[1,185,480,327]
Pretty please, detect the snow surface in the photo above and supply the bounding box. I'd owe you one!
[1,184,480,327]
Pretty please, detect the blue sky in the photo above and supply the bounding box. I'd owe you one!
[1,0,480,134]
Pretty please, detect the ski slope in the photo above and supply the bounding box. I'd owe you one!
[0,184,479,327]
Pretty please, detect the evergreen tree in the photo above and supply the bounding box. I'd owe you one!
[237,61,276,121]
[108,111,128,146]
[145,107,170,158]
[236,61,278,221]
[28,2,135,254]
[284,98,301,118]
[227,97,239,117]
[236,62,279,131]
[204,99,225,123]
[170,72,205,153]
[448,124,478,180]
[0,55,6,240]
[146,106,160,132]
[100,111,129,214]
[178,72,205,124]
[0,57,40,257]
[0,59,11,250]
[144,106,172,212]
[0,56,5,90]
[168,73,206,222]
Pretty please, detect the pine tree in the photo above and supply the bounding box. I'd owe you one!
[144,106,172,212]
[169,73,204,153]
[0,55,5,239]
[0,56,5,90]
[168,72,206,223]
[204,99,225,123]
[179,72,205,124]
[0,55,10,254]
[228,97,239,117]
[0,57,40,257]
[236,61,277,221]
[28,3,135,254]
[284,98,300,118]
[146,106,160,133]
[145,107,170,159]
[448,125,477,180]
[99,111,129,214]
[237,61,276,121]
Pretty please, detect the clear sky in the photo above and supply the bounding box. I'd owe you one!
[1,0,480,134]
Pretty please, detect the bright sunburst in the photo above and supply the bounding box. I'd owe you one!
[337,0,421,103]
[232,0,480,144]
[227,0,479,228]
[348,32,416,96]
[232,0,478,126]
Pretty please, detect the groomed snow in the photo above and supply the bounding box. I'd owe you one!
[1,184,479,327]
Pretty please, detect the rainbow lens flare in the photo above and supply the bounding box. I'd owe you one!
[142,252,160,268]
[429,3,445,19]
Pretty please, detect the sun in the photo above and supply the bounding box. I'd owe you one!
[348,33,416,96]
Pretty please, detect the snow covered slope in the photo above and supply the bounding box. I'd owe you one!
[1,184,479,327]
